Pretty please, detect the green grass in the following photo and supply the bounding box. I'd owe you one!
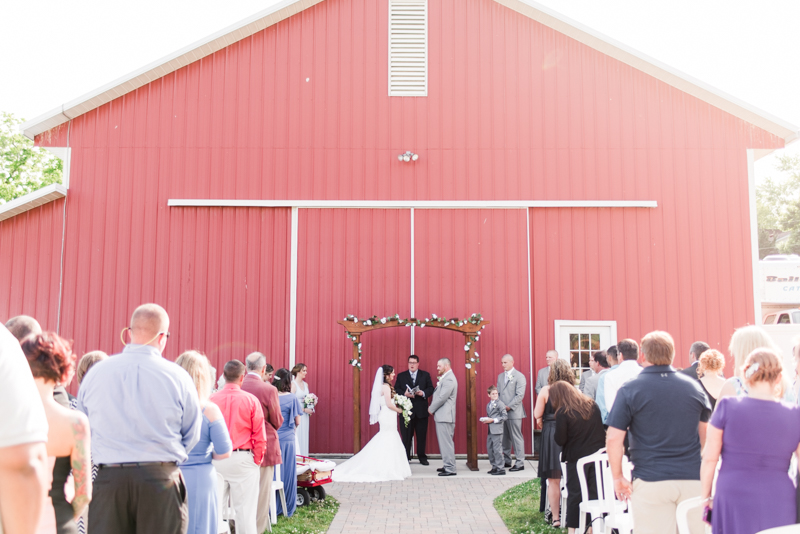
[266,495,340,534]
[494,479,564,534]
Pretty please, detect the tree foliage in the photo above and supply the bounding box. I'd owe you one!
[0,112,63,205]
[757,154,800,258]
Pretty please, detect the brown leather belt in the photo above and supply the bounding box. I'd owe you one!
[98,461,177,468]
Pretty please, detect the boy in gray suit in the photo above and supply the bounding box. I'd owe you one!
[482,385,508,475]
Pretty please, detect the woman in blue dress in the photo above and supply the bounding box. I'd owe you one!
[177,351,233,534]
[273,368,303,518]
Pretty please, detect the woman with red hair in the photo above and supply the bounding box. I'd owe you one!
[22,333,92,534]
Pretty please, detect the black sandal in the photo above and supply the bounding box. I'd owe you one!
[552,519,561,528]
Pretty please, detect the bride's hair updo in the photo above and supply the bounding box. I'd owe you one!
[382,365,396,397]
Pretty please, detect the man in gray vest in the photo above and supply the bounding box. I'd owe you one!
[498,354,527,471]
[429,358,458,476]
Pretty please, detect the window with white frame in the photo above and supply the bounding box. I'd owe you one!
[388,0,427,96]
[553,321,617,386]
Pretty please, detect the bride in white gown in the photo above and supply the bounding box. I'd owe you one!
[333,365,412,482]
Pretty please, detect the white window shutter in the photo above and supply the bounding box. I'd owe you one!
[389,0,427,96]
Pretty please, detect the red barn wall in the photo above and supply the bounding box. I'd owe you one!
[11,0,784,453]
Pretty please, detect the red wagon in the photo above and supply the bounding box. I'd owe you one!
[295,455,335,506]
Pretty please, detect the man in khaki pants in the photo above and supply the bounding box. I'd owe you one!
[607,331,712,534]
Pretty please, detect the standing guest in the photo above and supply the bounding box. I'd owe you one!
[535,350,558,394]
[273,368,303,517]
[701,349,800,533]
[551,381,606,534]
[583,351,609,401]
[595,345,619,423]
[696,349,726,410]
[719,325,780,400]
[533,358,574,527]
[429,358,458,477]
[394,355,434,465]
[5,315,42,341]
[77,303,202,534]
[578,364,593,394]
[22,333,92,534]
[73,350,107,534]
[0,324,49,534]
[292,363,313,456]
[602,339,642,420]
[176,351,232,534]
[607,331,711,534]
[482,385,507,475]
[241,352,285,534]
[498,354,527,471]
[210,360,266,534]
[680,341,710,380]
[263,363,275,383]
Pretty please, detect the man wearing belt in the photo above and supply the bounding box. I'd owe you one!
[77,304,202,534]
[211,360,266,534]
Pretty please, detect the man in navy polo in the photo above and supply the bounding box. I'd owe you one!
[607,331,711,534]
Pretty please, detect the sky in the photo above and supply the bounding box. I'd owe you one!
[2,0,798,180]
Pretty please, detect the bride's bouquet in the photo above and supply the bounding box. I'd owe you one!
[303,393,319,415]
[393,394,413,427]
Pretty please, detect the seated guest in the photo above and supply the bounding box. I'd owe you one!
[701,349,800,533]
[696,349,726,410]
[177,351,232,534]
[22,333,92,534]
[551,381,606,534]
[273,368,303,517]
[210,360,266,534]
[77,303,202,534]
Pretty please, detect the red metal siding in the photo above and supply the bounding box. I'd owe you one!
[296,209,411,453]
[0,199,64,331]
[414,209,531,455]
[13,0,785,448]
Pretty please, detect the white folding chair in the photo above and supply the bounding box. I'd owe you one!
[576,448,626,534]
[270,463,288,525]
[215,473,231,534]
[676,496,705,534]
[756,526,800,533]
[602,456,634,534]
[560,461,568,528]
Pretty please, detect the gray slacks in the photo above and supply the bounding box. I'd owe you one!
[435,421,456,473]
[502,418,525,466]
[487,433,504,470]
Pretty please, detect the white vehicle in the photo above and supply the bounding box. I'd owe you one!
[763,309,800,325]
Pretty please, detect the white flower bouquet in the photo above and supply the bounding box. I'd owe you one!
[303,393,319,415]
[393,393,413,427]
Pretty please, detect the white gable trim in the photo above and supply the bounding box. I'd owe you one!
[0,184,67,222]
[21,0,798,143]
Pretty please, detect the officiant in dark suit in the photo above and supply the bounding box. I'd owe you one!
[394,354,435,465]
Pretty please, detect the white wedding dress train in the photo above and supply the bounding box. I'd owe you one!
[333,396,412,483]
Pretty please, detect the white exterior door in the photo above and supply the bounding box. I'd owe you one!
[554,321,617,385]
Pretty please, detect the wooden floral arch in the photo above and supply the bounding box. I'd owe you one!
[337,314,490,471]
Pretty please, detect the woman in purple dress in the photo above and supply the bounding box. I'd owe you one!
[701,348,800,534]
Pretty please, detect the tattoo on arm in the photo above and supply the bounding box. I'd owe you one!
[70,415,92,518]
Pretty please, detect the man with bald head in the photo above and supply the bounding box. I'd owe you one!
[535,350,558,394]
[4,315,42,342]
[498,354,527,471]
[77,303,202,534]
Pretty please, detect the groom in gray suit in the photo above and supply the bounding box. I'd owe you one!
[498,354,527,471]
[429,358,458,476]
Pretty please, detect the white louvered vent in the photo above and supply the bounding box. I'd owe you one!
[389,0,427,96]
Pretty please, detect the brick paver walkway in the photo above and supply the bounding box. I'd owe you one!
[325,459,536,534]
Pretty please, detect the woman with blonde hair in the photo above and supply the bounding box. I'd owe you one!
[176,351,232,534]
[718,325,780,400]
[701,348,800,533]
[533,358,575,528]
[697,349,726,410]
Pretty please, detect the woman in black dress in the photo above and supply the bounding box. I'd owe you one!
[551,381,606,533]
[533,359,575,528]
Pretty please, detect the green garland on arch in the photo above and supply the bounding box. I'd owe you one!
[344,313,485,371]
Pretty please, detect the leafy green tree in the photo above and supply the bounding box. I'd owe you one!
[757,154,800,258]
[0,112,63,205]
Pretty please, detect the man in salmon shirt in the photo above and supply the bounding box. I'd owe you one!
[241,352,284,534]
[211,360,266,534]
